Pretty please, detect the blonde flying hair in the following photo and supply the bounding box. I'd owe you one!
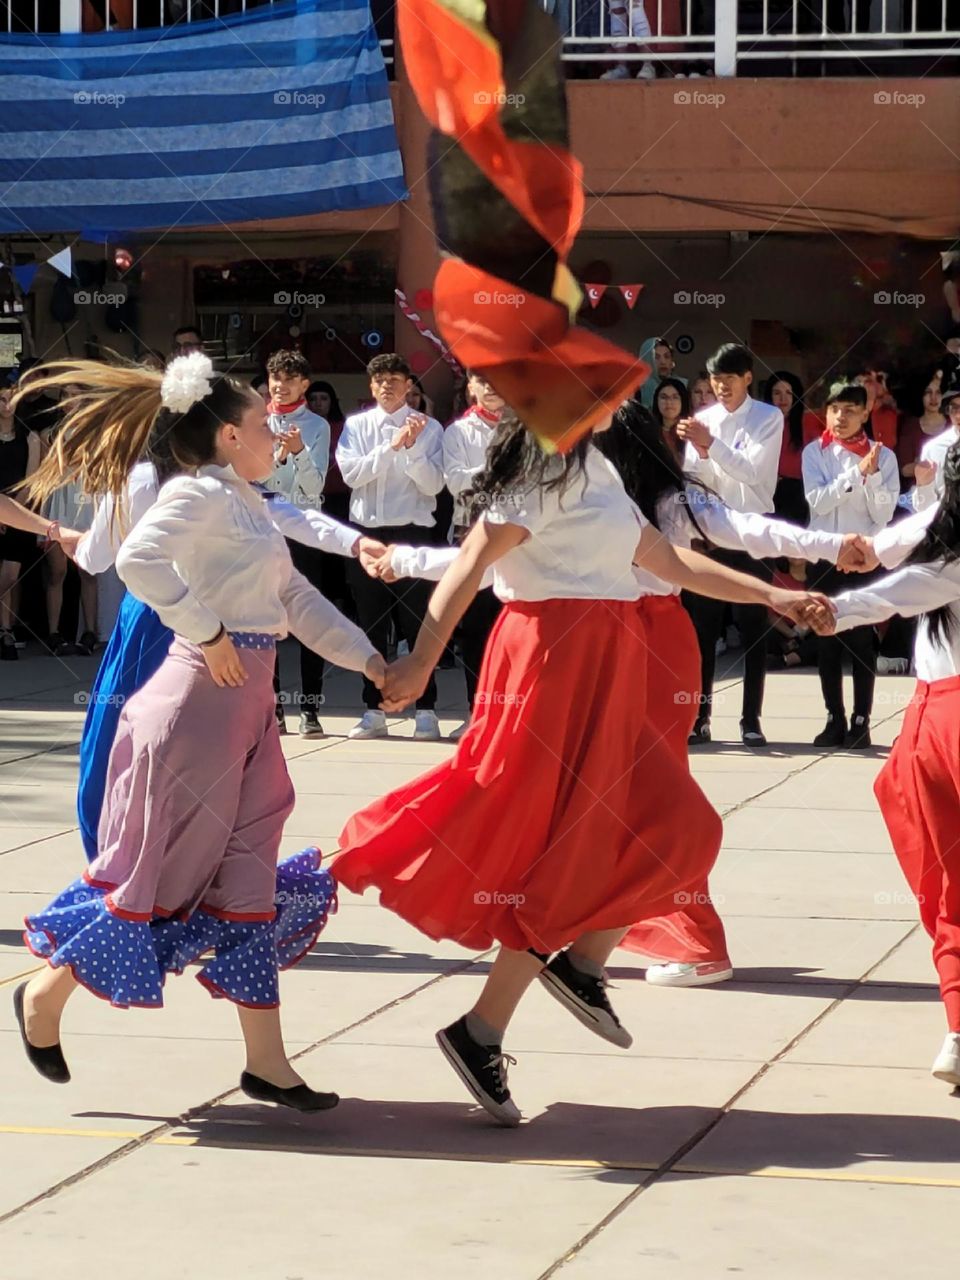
[13,357,255,519]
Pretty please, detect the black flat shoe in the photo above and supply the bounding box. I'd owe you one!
[13,983,70,1084]
[240,1070,338,1113]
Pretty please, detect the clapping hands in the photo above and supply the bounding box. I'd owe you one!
[391,413,428,451]
[915,459,937,488]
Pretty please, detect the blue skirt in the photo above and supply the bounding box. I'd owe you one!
[77,592,172,861]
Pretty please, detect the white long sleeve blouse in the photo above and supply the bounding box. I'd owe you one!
[114,464,375,672]
[832,560,960,682]
[76,462,360,576]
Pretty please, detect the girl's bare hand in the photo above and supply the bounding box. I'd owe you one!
[380,654,430,712]
[365,653,387,689]
[201,632,247,687]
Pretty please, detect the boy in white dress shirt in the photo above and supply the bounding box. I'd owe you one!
[337,353,445,740]
[911,387,960,513]
[676,343,784,746]
[262,350,332,738]
[802,381,899,748]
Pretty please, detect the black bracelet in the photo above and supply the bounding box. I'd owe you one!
[200,624,226,648]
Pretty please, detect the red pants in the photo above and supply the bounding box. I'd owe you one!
[875,676,960,1031]
[621,596,729,964]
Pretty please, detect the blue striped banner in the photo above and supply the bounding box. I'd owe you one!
[0,0,407,234]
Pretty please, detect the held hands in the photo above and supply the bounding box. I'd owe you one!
[365,653,387,690]
[356,535,387,574]
[379,653,430,712]
[51,526,84,560]
[675,417,712,457]
[836,533,879,574]
[201,632,248,688]
[359,542,398,583]
[767,587,836,632]
[858,443,882,477]
[915,459,937,488]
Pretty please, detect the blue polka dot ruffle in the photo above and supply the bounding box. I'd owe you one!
[23,850,336,1010]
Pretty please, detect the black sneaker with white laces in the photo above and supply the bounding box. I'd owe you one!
[538,949,633,1048]
[846,714,872,749]
[436,1016,521,1127]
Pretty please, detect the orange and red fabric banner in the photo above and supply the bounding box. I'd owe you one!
[397,0,649,452]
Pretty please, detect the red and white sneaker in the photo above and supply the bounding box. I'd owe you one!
[644,960,733,987]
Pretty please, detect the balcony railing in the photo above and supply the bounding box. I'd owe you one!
[4,0,956,75]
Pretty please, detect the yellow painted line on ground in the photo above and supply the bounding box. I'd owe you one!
[0,1124,142,1141]
[4,1126,960,1188]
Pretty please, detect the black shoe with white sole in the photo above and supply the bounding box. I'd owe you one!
[846,714,871,749]
[688,718,711,746]
[538,950,633,1048]
[436,1015,521,1127]
[740,719,767,746]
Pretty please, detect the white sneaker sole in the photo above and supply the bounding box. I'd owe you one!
[435,1029,521,1127]
[413,726,442,741]
[645,965,734,988]
[347,726,389,740]
[538,970,633,1048]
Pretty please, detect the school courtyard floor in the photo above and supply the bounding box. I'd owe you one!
[0,641,957,1278]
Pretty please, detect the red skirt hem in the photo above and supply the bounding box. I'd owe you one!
[335,599,722,953]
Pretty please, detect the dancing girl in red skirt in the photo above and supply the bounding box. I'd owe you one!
[335,411,830,1124]
[817,442,960,1088]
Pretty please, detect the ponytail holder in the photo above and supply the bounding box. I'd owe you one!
[161,352,214,414]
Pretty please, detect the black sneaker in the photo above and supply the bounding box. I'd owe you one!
[436,1015,521,1127]
[846,714,872,749]
[740,719,767,747]
[299,712,325,739]
[46,631,72,657]
[0,629,18,662]
[275,705,288,736]
[538,950,633,1048]
[74,631,98,657]
[814,712,847,748]
[688,717,711,746]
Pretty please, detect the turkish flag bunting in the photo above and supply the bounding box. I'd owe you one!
[585,284,607,308]
[618,284,643,309]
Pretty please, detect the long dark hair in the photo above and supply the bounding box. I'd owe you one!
[763,370,805,451]
[594,398,709,542]
[465,410,590,524]
[308,379,343,424]
[651,377,690,427]
[907,440,960,646]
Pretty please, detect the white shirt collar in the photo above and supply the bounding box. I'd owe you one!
[370,402,413,429]
[197,462,263,512]
[723,395,753,420]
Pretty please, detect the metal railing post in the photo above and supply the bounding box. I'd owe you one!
[714,0,738,74]
[59,0,82,32]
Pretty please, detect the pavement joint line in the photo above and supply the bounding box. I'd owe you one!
[534,913,923,1275]
[0,827,79,858]
[0,949,493,1228]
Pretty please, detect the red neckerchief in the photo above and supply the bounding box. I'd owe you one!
[268,397,306,415]
[820,427,871,457]
[473,405,501,425]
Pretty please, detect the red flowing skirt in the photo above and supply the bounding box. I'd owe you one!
[621,596,728,963]
[874,676,960,1030]
[334,598,722,954]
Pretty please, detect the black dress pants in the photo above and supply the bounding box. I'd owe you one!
[681,549,772,726]
[347,522,438,710]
